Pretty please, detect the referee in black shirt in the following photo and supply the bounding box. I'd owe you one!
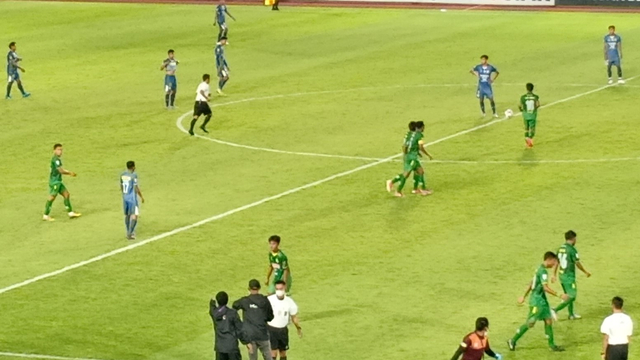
[233,279,274,360]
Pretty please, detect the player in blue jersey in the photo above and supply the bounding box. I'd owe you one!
[215,37,230,96]
[213,0,235,42]
[160,49,179,109]
[6,42,30,100]
[120,161,145,240]
[470,55,499,118]
[604,25,624,85]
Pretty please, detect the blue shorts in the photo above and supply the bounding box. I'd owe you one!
[476,85,493,100]
[608,59,621,67]
[164,75,177,92]
[123,200,139,216]
[7,71,19,83]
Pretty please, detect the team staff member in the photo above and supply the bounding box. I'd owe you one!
[450,317,502,360]
[267,280,302,360]
[210,291,245,360]
[233,280,274,360]
[188,74,213,136]
[601,297,633,360]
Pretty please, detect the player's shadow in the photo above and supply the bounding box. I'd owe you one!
[519,149,538,168]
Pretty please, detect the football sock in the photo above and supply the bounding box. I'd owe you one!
[44,200,53,215]
[568,302,575,316]
[217,30,223,41]
[413,174,419,190]
[607,65,613,78]
[530,127,536,138]
[511,324,529,344]
[555,299,572,313]
[17,83,25,95]
[165,93,170,107]
[170,93,176,106]
[6,82,12,97]
[397,175,407,192]
[545,324,555,346]
[618,66,623,78]
[525,130,529,139]
[64,197,73,212]
[202,114,212,128]
[189,117,198,132]
[419,174,427,190]
[129,217,138,235]
[490,100,496,114]
[391,174,403,184]
[281,357,287,360]
[219,78,228,90]
[124,216,131,235]
[480,101,485,113]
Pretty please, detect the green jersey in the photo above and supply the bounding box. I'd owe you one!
[269,250,289,281]
[49,155,63,185]
[404,131,424,159]
[558,243,579,282]
[529,264,549,306]
[520,92,540,121]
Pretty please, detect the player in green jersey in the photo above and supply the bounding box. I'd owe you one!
[43,144,81,221]
[551,230,591,320]
[266,235,292,295]
[507,251,568,352]
[519,83,540,148]
[386,121,433,197]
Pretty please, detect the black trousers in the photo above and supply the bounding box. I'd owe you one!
[606,344,629,360]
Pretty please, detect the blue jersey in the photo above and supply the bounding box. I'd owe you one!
[7,50,19,74]
[216,5,227,25]
[473,64,498,88]
[162,58,178,73]
[215,44,228,69]
[120,171,138,204]
[604,34,621,61]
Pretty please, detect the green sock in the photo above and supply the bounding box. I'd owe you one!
[64,198,73,212]
[391,174,403,184]
[413,174,419,190]
[420,174,427,190]
[545,323,555,347]
[525,130,529,139]
[555,298,573,313]
[512,324,530,343]
[530,127,536,138]
[397,175,407,192]
[44,200,53,215]
[568,301,575,316]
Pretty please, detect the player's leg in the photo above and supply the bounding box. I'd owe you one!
[164,76,171,108]
[414,166,431,195]
[487,92,497,117]
[219,71,229,91]
[221,24,229,39]
[189,102,202,135]
[6,75,14,99]
[15,78,28,97]
[200,104,213,133]
[478,91,486,117]
[615,60,624,83]
[43,186,58,221]
[555,282,578,318]
[268,327,278,359]
[170,78,177,107]
[61,186,81,218]
[607,61,614,83]
[128,213,138,239]
[217,25,224,41]
[543,317,563,351]
[508,307,539,350]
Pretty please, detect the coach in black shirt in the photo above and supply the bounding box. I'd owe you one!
[210,291,244,360]
[233,279,274,360]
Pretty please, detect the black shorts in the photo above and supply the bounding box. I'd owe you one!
[268,326,289,351]
[216,350,241,360]
[194,101,212,117]
[606,344,628,360]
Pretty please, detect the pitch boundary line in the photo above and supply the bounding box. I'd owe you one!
[0,76,635,297]
[0,352,112,360]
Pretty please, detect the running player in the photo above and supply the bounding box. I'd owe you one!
[120,161,145,240]
[519,83,540,148]
[215,37,230,95]
[188,74,213,136]
[604,25,624,84]
[450,317,503,360]
[266,235,292,295]
[43,144,81,221]
[552,230,591,320]
[470,55,499,118]
[160,49,179,109]
[507,251,568,352]
[6,42,30,99]
[386,121,433,197]
[213,0,235,42]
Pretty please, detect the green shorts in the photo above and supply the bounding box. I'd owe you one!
[403,157,422,173]
[527,303,551,323]
[523,119,537,129]
[48,183,67,196]
[269,273,293,294]
[561,280,577,299]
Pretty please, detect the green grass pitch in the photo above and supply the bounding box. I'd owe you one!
[1,1,640,359]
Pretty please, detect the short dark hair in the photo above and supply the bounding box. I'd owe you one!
[126,161,135,170]
[53,143,62,150]
[612,296,624,309]
[565,230,577,241]
[480,55,489,60]
[216,291,229,306]
[220,36,228,41]
[475,317,489,331]
[544,251,557,260]
[609,25,616,30]
[408,121,416,131]
[203,74,210,81]
[9,42,16,48]
[275,280,287,287]
[269,235,281,244]
[415,121,425,130]
[168,49,174,54]
[526,83,534,92]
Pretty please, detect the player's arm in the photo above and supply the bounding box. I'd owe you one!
[291,313,302,338]
[618,41,623,59]
[517,281,532,304]
[544,282,568,301]
[469,69,479,77]
[604,42,609,61]
[57,166,76,177]
[576,261,591,277]
[490,70,500,83]
[601,334,609,360]
[226,9,236,20]
[160,60,168,71]
[265,264,274,286]
[450,337,470,360]
[418,141,433,160]
[135,185,145,203]
[484,341,502,360]
[199,89,210,102]
[551,262,559,283]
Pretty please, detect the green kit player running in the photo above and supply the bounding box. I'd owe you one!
[386,121,433,197]
[507,251,568,352]
[43,143,81,221]
[519,83,540,148]
[266,235,292,295]
[552,230,591,320]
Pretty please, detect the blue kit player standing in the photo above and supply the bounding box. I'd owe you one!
[215,37,230,96]
[120,161,145,240]
[160,49,179,109]
[470,55,499,118]
[6,42,30,99]
[604,25,624,84]
[213,0,235,42]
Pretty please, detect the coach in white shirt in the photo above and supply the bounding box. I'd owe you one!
[601,296,633,360]
[267,280,302,360]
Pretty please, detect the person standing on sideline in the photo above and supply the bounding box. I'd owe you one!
[601,296,633,360]
[267,280,303,360]
[210,291,244,360]
[450,317,502,360]
[552,230,591,319]
[188,74,213,136]
[233,280,274,360]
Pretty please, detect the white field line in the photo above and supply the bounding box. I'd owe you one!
[0,352,111,360]
[0,77,634,297]
[391,157,640,164]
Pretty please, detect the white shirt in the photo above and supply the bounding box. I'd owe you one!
[267,294,298,329]
[601,312,633,345]
[195,82,210,101]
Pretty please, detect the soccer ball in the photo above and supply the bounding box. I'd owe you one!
[504,109,514,118]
